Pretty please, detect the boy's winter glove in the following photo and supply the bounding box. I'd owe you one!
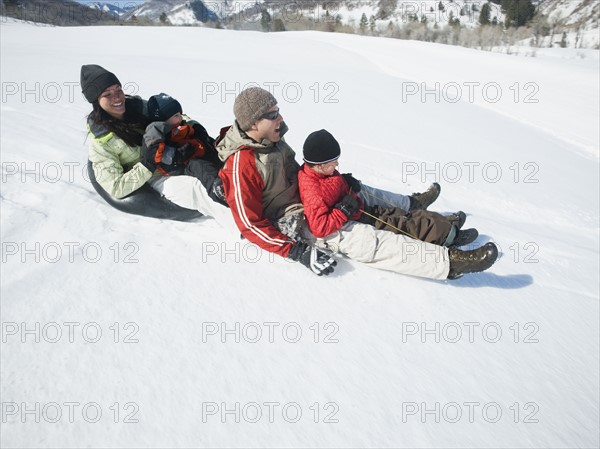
[335,194,360,218]
[192,123,217,150]
[288,242,337,276]
[342,173,361,193]
[178,142,196,157]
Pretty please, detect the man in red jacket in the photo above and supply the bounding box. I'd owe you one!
[216,87,336,275]
[216,87,498,279]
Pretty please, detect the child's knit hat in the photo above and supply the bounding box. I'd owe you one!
[303,129,341,164]
[148,93,183,121]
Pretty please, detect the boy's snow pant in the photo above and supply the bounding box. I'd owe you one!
[360,205,456,247]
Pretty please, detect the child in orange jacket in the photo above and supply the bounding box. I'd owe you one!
[142,93,227,206]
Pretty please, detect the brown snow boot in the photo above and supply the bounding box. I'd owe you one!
[409,182,441,211]
[447,211,466,229]
[449,228,479,248]
[447,242,498,279]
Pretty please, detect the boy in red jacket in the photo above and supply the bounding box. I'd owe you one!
[298,129,478,247]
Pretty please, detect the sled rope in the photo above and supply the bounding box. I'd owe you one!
[359,208,419,240]
[350,186,418,240]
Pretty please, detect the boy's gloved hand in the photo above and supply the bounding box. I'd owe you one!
[342,173,361,193]
[335,194,360,218]
[288,242,336,276]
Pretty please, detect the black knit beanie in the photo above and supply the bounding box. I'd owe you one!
[303,129,341,164]
[147,93,183,121]
[80,64,121,103]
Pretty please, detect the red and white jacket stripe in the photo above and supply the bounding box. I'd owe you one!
[217,124,303,258]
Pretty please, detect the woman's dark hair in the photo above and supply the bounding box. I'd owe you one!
[87,96,151,147]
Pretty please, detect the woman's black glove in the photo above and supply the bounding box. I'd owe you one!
[140,141,158,172]
[288,242,336,276]
[335,194,360,218]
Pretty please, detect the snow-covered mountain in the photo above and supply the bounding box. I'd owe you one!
[123,0,221,24]
[2,0,598,47]
[537,0,599,30]
[123,0,498,28]
[84,2,137,17]
[116,0,599,47]
[0,0,124,25]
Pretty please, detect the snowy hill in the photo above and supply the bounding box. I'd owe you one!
[1,20,598,448]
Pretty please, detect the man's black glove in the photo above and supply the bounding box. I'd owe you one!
[288,242,336,276]
[140,141,158,172]
[335,194,360,218]
[342,173,361,193]
[209,177,228,208]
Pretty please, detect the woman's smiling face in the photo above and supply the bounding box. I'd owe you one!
[98,84,126,119]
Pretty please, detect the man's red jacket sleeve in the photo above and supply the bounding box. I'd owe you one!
[220,149,294,258]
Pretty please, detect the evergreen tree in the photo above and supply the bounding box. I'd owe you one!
[359,13,368,33]
[491,0,535,27]
[369,15,376,34]
[159,12,169,24]
[479,2,490,26]
[261,10,272,32]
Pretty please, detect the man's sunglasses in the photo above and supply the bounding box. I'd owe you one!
[259,109,280,121]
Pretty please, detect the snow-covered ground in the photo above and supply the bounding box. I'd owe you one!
[1,20,598,448]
